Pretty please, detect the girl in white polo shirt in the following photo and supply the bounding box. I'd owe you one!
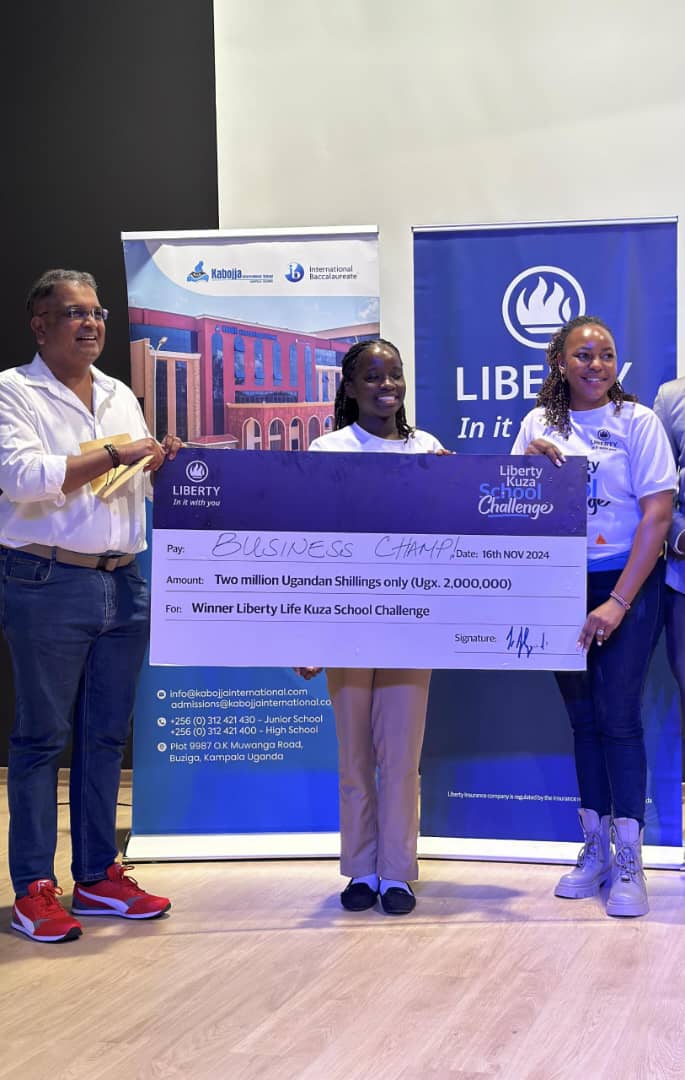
[297,339,444,915]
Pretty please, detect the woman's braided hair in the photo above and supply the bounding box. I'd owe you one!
[537,315,635,436]
[333,338,414,439]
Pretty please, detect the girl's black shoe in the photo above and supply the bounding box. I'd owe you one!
[340,880,379,911]
[380,883,415,915]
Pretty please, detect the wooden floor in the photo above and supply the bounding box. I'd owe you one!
[1,778,685,1079]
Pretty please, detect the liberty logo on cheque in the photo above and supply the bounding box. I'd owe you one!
[171,460,221,507]
[186,460,209,483]
[478,464,554,520]
[502,266,586,349]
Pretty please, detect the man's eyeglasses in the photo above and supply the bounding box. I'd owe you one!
[36,306,109,322]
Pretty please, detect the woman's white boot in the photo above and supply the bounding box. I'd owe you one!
[606,817,649,917]
[555,808,612,899]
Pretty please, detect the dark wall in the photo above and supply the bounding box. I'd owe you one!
[1,2,220,763]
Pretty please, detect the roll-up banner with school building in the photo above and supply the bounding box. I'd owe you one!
[123,227,379,859]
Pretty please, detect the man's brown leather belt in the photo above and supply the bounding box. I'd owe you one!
[16,544,136,572]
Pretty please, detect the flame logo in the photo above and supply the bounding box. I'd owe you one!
[186,460,209,483]
[515,277,572,330]
[502,265,585,350]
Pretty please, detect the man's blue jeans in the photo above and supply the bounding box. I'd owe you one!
[555,562,665,828]
[0,547,149,897]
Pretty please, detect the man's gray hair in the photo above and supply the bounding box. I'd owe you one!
[27,269,98,314]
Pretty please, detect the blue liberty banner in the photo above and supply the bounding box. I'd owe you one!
[414,220,676,452]
[413,219,680,850]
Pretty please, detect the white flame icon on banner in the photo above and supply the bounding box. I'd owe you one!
[502,265,586,349]
[516,278,572,330]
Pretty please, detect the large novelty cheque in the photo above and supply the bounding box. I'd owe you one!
[150,449,587,671]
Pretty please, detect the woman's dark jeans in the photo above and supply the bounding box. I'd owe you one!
[555,561,665,828]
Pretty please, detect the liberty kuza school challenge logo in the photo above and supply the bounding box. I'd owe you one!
[478,462,554,520]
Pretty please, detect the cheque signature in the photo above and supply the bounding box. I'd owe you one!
[506,626,548,659]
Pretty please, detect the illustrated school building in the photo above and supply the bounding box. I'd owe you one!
[129,308,378,449]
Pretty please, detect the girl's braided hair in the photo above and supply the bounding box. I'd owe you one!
[333,338,414,439]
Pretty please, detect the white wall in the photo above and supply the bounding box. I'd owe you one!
[214,0,685,410]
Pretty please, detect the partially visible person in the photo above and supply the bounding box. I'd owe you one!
[653,378,685,734]
[0,268,181,943]
[296,339,445,916]
[512,315,674,918]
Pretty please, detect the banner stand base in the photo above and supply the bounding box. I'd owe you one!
[124,831,683,869]
[418,836,684,870]
[124,831,340,861]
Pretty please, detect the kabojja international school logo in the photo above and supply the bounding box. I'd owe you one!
[186,260,244,282]
[502,266,585,349]
[186,261,209,283]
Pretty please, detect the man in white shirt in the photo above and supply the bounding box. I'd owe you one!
[0,268,180,943]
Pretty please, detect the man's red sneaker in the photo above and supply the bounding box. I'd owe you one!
[12,879,83,942]
[72,863,171,919]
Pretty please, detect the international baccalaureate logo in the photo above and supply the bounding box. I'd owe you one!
[502,265,586,349]
[186,460,209,483]
[285,262,305,283]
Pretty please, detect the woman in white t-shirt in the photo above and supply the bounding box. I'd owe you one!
[296,339,444,916]
[512,315,675,918]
